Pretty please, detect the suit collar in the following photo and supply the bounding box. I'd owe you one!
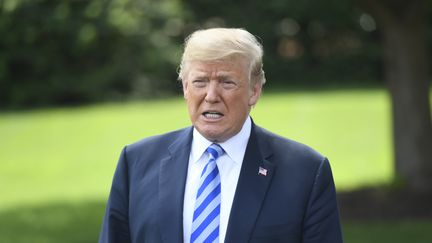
[158,127,193,243]
[224,122,275,243]
[219,116,252,165]
[156,122,275,243]
[190,116,252,165]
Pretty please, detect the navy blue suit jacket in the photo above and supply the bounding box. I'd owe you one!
[99,123,343,243]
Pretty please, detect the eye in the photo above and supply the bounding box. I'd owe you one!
[192,79,207,88]
[221,80,237,89]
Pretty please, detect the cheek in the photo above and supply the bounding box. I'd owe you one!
[227,96,249,114]
[186,95,201,115]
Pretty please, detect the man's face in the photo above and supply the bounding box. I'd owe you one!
[182,58,262,142]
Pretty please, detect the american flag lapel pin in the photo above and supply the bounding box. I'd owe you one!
[258,166,267,176]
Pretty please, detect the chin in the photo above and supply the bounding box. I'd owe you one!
[202,131,223,142]
[195,127,223,142]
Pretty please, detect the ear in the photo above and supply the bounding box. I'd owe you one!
[248,82,262,106]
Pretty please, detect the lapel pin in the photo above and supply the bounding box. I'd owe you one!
[258,166,267,176]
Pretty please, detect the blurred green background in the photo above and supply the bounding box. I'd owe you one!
[1,0,432,242]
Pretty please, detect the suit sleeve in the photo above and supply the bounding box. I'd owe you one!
[302,158,343,243]
[99,147,132,243]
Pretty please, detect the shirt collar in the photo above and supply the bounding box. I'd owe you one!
[191,116,252,165]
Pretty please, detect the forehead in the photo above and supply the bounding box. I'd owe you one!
[186,58,249,78]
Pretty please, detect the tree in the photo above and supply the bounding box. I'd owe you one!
[185,0,432,190]
[357,0,432,191]
[0,0,185,108]
[183,0,381,87]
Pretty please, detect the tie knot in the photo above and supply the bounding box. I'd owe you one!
[207,143,224,160]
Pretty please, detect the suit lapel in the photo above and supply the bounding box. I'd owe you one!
[224,124,275,243]
[158,127,193,243]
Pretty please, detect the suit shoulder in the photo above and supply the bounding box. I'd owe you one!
[125,127,192,155]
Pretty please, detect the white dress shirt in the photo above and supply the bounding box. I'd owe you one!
[183,116,252,243]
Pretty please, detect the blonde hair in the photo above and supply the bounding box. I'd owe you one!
[178,28,266,86]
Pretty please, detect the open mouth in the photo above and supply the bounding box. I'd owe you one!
[203,111,223,119]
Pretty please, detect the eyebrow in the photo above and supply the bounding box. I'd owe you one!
[217,75,233,81]
[190,74,209,80]
[189,72,235,80]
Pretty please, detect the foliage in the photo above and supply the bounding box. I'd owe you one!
[184,0,383,86]
[1,0,429,108]
[0,0,185,108]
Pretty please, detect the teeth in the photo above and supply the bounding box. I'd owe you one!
[204,112,222,119]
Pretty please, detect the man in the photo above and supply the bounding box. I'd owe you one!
[99,28,343,243]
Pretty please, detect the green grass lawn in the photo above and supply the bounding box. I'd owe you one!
[1,88,430,242]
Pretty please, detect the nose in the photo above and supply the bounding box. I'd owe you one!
[204,81,220,103]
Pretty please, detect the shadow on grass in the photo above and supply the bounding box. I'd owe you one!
[338,186,432,220]
[339,186,432,243]
[0,200,106,243]
[1,196,431,243]
[343,220,432,243]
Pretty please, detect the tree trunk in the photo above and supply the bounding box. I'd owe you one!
[359,0,432,191]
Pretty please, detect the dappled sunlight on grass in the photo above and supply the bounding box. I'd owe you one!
[0,99,190,209]
[252,89,393,190]
[1,90,393,209]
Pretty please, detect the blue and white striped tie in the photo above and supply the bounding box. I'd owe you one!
[190,144,224,243]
